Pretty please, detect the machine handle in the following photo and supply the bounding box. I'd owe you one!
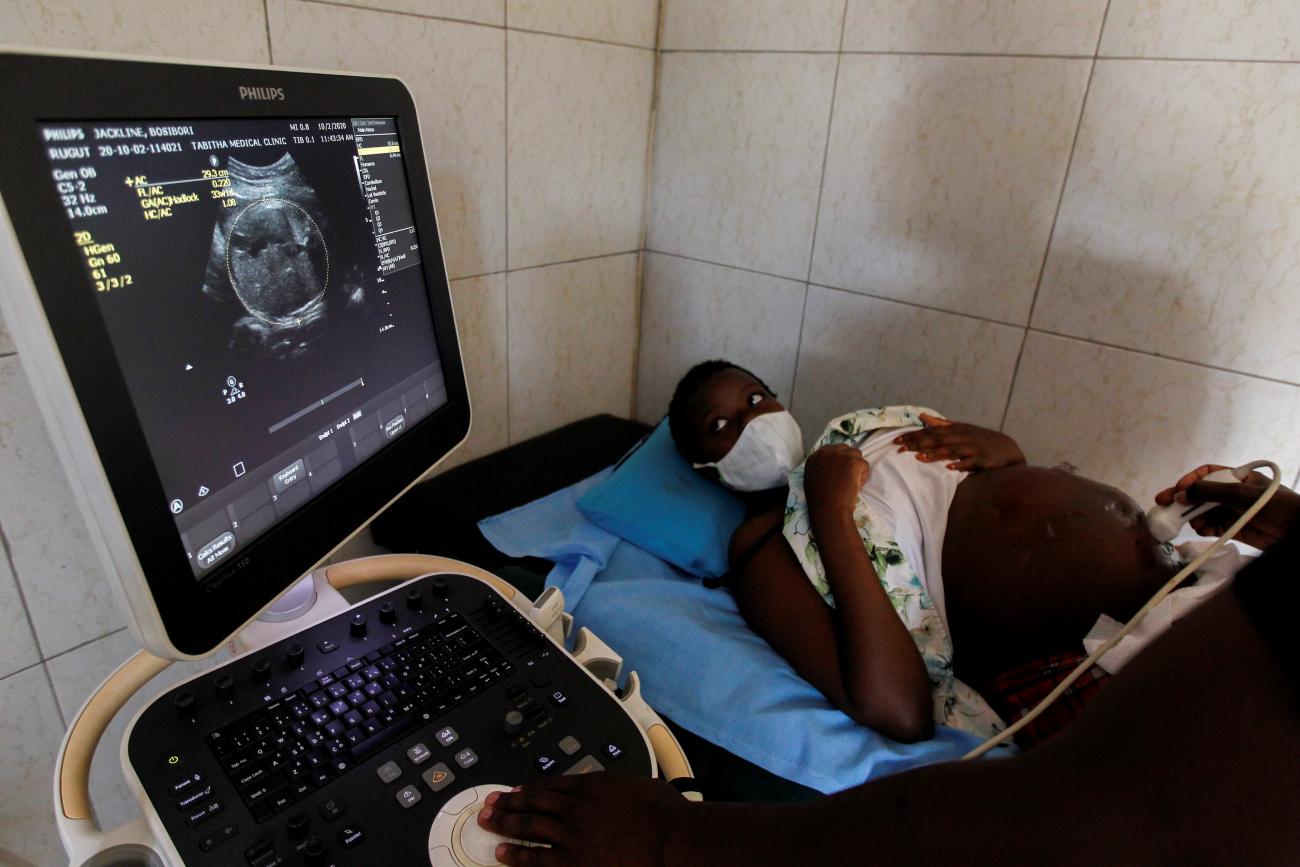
[324,553,517,599]
[57,651,173,822]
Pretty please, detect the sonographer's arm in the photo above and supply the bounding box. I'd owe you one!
[479,533,1300,866]
[1155,464,1300,550]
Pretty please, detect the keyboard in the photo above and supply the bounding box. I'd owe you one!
[127,572,653,866]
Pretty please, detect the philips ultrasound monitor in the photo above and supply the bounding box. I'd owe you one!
[0,50,471,659]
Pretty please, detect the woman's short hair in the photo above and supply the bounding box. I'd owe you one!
[667,359,773,460]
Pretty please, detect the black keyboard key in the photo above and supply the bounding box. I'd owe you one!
[347,714,418,762]
[199,821,237,851]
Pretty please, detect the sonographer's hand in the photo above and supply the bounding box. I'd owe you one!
[1155,464,1300,550]
[894,413,1026,472]
[477,773,687,866]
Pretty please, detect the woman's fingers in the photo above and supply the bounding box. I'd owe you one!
[918,412,951,428]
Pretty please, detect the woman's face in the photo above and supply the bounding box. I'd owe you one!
[683,368,785,464]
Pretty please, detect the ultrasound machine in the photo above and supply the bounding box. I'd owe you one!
[0,50,693,867]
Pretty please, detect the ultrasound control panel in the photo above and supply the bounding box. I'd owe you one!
[126,573,653,865]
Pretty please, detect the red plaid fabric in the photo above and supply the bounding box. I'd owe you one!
[980,651,1110,750]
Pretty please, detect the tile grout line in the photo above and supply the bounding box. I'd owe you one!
[299,0,655,53]
[787,0,850,413]
[509,249,642,274]
[263,0,276,64]
[998,0,1113,432]
[1,516,72,725]
[1020,328,1300,389]
[629,0,668,420]
[659,49,1300,65]
[643,248,1300,391]
[0,520,46,679]
[503,8,511,446]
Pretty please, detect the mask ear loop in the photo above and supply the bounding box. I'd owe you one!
[962,460,1283,760]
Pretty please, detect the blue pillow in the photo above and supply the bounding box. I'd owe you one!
[575,419,744,578]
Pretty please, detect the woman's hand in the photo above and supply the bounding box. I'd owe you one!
[804,444,870,517]
[894,413,1026,472]
[1154,464,1300,551]
[476,773,688,866]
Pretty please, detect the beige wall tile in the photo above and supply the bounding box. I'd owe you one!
[0,0,270,63]
[661,0,845,51]
[811,55,1090,324]
[0,549,39,678]
[1034,60,1300,383]
[319,0,503,26]
[271,0,506,280]
[47,629,224,834]
[1003,333,1300,503]
[0,357,123,656]
[1102,0,1300,61]
[507,254,638,440]
[434,274,508,472]
[508,0,659,48]
[636,253,805,423]
[649,53,837,281]
[790,286,1022,439]
[0,313,11,355]
[0,666,66,867]
[507,31,654,269]
[844,0,1106,55]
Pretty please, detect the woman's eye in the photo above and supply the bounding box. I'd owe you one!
[710,418,728,433]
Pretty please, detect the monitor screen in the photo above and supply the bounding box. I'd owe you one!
[37,116,448,579]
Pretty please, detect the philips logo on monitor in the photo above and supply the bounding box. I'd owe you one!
[238,86,285,101]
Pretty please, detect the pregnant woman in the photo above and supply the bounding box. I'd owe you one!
[668,361,1179,744]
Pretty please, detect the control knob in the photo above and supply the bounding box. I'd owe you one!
[174,691,197,720]
[286,643,305,668]
[213,674,235,701]
[431,576,449,599]
[379,601,397,624]
[286,812,309,840]
[503,710,525,735]
[350,613,368,638]
[251,658,272,683]
[406,588,424,611]
[303,837,327,866]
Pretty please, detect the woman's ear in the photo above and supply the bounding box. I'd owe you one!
[693,464,723,484]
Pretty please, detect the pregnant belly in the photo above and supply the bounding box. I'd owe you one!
[941,465,1179,680]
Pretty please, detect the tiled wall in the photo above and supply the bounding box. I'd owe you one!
[0,1,654,862]
[638,0,1300,509]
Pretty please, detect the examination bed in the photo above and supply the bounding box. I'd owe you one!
[372,415,985,800]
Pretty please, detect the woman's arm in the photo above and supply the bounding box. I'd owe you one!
[729,447,933,741]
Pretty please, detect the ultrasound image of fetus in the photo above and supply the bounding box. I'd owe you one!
[203,153,365,358]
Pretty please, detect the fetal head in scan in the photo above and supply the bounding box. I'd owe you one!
[203,153,365,358]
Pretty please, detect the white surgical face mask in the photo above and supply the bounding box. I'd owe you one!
[694,410,805,492]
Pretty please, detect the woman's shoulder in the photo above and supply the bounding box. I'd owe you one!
[729,505,784,561]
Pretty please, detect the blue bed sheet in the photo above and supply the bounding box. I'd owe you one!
[479,470,987,794]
